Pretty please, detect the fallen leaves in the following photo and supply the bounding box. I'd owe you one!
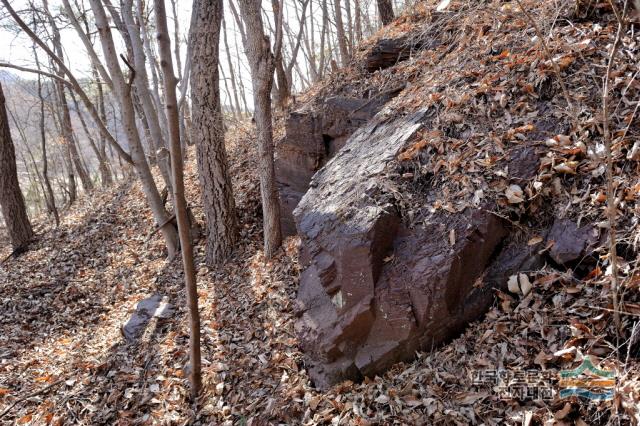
[507,273,532,296]
[505,184,525,203]
[1,0,640,424]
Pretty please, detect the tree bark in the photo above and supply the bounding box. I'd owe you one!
[271,0,290,108]
[334,0,350,66]
[29,37,59,225]
[238,0,283,258]
[154,0,202,399]
[355,0,363,42]
[189,0,238,266]
[285,0,310,91]
[0,82,33,251]
[377,0,395,26]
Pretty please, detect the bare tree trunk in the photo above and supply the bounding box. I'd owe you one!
[154,0,202,398]
[302,0,319,82]
[377,0,395,25]
[345,0,354,54]
[89,0,179,257]
[222,18,243,118]
[35,57,59,225]
[43,0,93,196]
[54,89,77,203]
[72,131,93,187]
[285,0,310,90]
[122,0,173,194]
[68,90,111,189]
[355,0,363,42]
[0,82,33,251]
[319,0,329,79]
[235,43,250,114]
[169,0,183,81]
[271,0,290,108]
[219,64,237,118]
[136,0,168,142]
[190,0,238,266]
[93,67,114,187]
[238,0,282,258]
[334,0,350,66]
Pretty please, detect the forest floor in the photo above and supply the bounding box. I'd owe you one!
[2,0,640,423]
[0,123,639,425]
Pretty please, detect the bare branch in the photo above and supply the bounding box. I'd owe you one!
[0,62,71,86]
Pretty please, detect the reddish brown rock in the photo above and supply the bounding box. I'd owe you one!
[364,36,436,72]
[547,219,599,265]
[292,110,539,388]
[276,91,403,236]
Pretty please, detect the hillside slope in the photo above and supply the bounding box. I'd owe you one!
[1,0,640,425]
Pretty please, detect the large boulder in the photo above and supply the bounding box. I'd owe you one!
[293,110,537,388]
[276,90,403,236]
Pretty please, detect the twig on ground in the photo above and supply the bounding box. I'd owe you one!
[603,0,630,340]
[0,379,64,419]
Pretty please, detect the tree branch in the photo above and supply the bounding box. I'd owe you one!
[0,62,71,86]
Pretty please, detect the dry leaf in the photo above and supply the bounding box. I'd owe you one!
[505,184,525,203]
[436,0,451,12]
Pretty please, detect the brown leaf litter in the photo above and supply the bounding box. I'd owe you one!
[2,0,640,424]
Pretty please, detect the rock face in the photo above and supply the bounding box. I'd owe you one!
[364,37,434,72]
[292,110,537,388]
[276,90,403,236]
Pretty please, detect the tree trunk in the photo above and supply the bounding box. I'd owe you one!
[93,67,114,187]
[334,0,350,66]
[355,0,363,42]
[89,0,179,257]
[122,0,174,194]
[0,82,33,251]
[238,0,283,258]
[189,0,238,266]
[345,0,354,54]
[377,0,395,26]
[222,18,243,118]
[43,0,93,196]
[154,0,202,399]
[36,63,59,225]
[271,0,290,108]
[285,0,310,91]
[319,0,329,79]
